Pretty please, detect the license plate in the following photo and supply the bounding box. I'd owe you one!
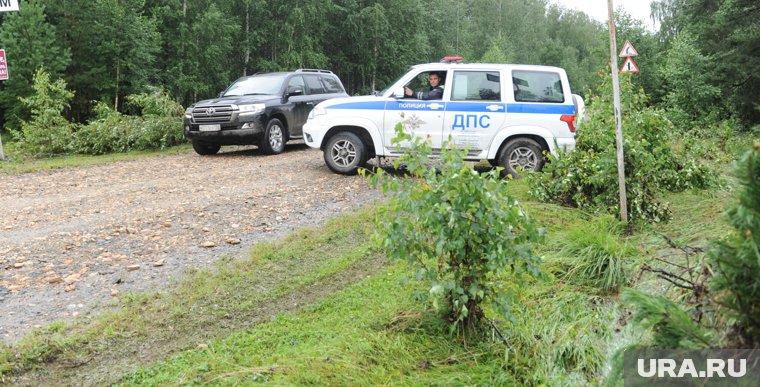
[199,124,220,132]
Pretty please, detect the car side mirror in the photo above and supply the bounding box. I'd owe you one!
[218,92,224,98]
[392,86,405,99]
[288,88,303,97]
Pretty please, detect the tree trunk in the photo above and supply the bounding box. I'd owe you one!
[244,1,250,76]
[114,58,120,111]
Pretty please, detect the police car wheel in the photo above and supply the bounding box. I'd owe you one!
[498,138,544,178]
[192,140,221,156]
[324,132,367,175]
[260,118,287,155]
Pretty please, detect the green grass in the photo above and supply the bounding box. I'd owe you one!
[0,169,740,385]
[0,142,192,174]
[121,265,506,386]
[0,208,385,384]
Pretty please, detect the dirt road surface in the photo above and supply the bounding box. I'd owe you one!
[0,144,380,343]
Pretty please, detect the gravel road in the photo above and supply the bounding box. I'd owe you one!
[0,144,380,343]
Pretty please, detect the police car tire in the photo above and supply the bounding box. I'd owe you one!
[498,138,544,178]
[260,118,287,155]
[324,132,367,175]
[192,140,221,156]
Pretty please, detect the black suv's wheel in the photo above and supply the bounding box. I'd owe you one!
[498,138,544,178]
[324,132,367,175]
[259,118,286,154]
[192,140,221,155]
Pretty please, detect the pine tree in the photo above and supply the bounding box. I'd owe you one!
[709,143,760,345]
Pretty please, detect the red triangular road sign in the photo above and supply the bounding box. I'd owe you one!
[619,40,638,57]
[620,57,640,73]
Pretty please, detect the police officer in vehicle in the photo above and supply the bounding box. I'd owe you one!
[405,71,444,100]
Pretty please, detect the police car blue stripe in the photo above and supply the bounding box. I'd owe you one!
[445,102,504,112]
[326,101,386,110]
[507,103,575,114]
[325,100,574,114]
[387,101,440,111]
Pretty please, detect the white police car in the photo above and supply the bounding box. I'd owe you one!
[303,57,583,176]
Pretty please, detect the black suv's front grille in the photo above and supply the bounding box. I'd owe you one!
[192,105,234,123]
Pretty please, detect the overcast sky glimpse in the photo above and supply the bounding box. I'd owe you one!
[551,0,656,30]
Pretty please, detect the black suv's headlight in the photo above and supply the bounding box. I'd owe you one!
[237,103,265,115]
[184,107,193,120]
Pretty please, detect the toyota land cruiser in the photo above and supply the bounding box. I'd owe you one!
[184,69,348,155]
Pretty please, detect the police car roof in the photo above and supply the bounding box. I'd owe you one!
[411,62,565,72]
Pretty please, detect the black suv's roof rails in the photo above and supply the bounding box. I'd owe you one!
[295,69,333,74]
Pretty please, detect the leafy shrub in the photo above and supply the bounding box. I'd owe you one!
[529,73,715,223]
[11,69,74,156]
[366,118,544,334]
[68,102,131,154]
[126,87,185,118]
[129,116,184,151]
[708,143,760,345]
[558,215,635,293]
[70,89,184,155]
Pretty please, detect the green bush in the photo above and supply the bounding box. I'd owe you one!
[68,102,131,154]
[11,69,74,156]
[126,87,185,118]
[70,90,184,155]
[709,143,760,345]
[366,117,544,334]
[529,73,715,223]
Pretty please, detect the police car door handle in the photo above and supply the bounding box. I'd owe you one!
[427,103,444,110]
[486,104,504,111]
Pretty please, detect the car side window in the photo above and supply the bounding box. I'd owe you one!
[305,75,326,95]
[287,76,306,94]
[451,71,501,101]
[321,75,344,93]
[512,70,565,103]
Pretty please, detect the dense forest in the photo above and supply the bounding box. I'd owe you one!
[0,0,758,133]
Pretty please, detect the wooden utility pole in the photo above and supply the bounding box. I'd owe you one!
[0,132,5,160]
[607,0,628,223]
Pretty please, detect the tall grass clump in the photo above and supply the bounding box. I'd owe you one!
[366,117,544,336]
[558,215,635,293]
[709,142,760,346]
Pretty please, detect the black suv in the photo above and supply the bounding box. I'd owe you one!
[183,69,348,155]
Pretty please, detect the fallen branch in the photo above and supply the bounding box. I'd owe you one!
[484,315,512,351]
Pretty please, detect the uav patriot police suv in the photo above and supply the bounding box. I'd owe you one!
[303,57,583,176]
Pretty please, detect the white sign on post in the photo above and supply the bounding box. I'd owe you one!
[0,0,19,12]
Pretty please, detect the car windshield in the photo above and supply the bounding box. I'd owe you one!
[223,74,287,96]
[379,67,413,96]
